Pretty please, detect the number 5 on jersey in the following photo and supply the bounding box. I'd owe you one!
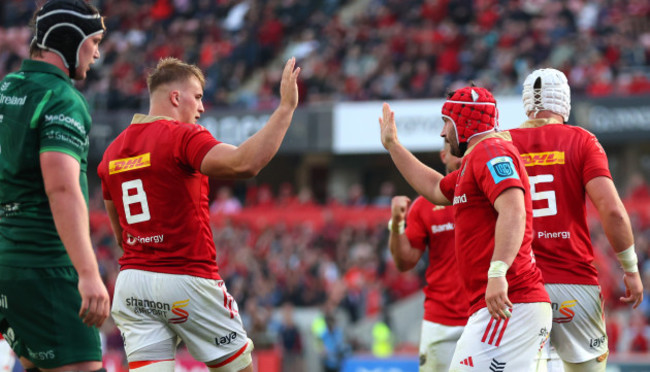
[529,174,557,218]
[122,179,151,224]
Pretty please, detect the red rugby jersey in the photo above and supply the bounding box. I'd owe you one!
[440,133,549,315]
[98,114,221,279]
[509,118,611,285]
[405,197,468,326]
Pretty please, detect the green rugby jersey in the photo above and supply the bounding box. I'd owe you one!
[0,60,91,267]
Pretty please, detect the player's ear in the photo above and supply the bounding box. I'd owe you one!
[170,90,181,107]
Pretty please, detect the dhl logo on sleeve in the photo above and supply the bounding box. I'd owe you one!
[109,153,151,174]
[520,151,565,167]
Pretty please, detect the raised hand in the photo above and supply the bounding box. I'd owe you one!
[379,102,399,151]
[279,57,301,110]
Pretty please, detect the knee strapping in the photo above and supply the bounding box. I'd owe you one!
[128,360,175,372]
[127,337,176,362]
[563,352,608,372]
[207,338,254,372]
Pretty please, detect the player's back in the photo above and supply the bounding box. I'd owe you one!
[509,118,611,285]
[98,114,220,279]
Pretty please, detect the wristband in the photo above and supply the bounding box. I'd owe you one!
[616,245,639,273]
[388,218,405,234]
[487,260,509,278]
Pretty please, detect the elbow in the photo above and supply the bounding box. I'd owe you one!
[233,156,273,178]
[232,164,261,179]
[395,262,411,272]
[602,206,627,225]
[44,183,73,200]
[394,258,416,272]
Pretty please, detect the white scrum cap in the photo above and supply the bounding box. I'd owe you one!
[522,68,571,122]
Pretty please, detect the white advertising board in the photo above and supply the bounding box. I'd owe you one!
[333,97,527,154]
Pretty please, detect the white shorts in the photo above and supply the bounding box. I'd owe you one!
[449,302,552,372]
[545,284,607,363]
[111,269,249,363]
[419,320,464,372]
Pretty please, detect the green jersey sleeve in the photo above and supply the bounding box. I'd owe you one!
[38,90,91,162]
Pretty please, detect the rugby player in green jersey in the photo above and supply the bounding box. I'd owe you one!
[0,1,109,371]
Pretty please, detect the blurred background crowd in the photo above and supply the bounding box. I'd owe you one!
[1,0,649,111]
[2,0,650,370]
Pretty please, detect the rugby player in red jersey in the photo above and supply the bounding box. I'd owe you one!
[380,86,551,371]
[509,68,643,372]
[98,57,300,372]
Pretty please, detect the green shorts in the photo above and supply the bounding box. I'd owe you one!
[0,265,102,369]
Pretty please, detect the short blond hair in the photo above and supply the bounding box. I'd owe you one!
[147,57,205,93]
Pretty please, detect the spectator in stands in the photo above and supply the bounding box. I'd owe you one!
[210,185,243,215]
[277,302,304,372]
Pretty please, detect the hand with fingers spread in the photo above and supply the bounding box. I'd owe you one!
[620,271,644,309]
[279,57,301,110]
[78,272,110,327]
[485,276,513,319]
[379,103,399,151]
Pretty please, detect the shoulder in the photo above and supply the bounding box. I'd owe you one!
[168,120,211,136]
[474,136,518,160]
[410,196,430,211]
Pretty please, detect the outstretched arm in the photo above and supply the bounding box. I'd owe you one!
[200,58,301,179]
[379,103,450,205]
[389,196,424,271]
[586,176,643,308]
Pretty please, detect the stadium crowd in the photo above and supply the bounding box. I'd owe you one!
[2,0,650,369]
[1,0,649,111]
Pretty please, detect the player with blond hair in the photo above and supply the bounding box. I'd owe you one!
[98,57,300,372]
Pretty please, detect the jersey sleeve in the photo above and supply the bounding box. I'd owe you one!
[475,144,525,204]
[177,124,221,170]
[581,132,611,184]
[405,197,428,251]
[38,93,90,162]
[440,169,459,202]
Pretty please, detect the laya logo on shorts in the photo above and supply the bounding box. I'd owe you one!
[109,153,151,174]
[552,300,577,323]
[589,335,606,349]
[486,156,519,184]
[169,299,190,324]
[215,332,237,346]
[520,151,565,167]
